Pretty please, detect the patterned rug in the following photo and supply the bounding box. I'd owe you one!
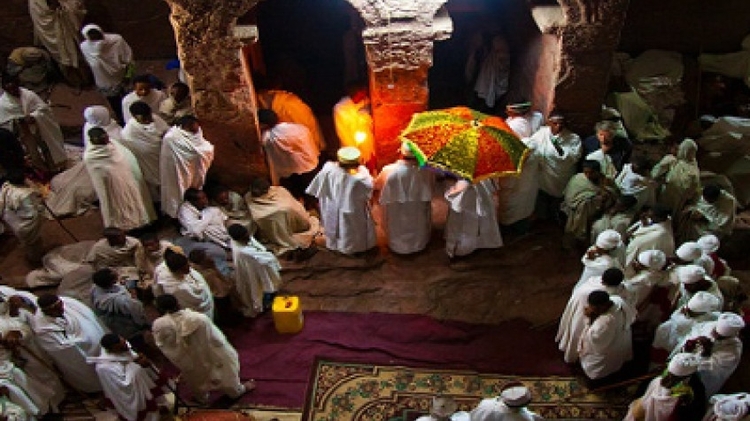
[302,360,637,421]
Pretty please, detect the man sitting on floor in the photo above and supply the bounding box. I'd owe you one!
[86,227,147,288]
[228,224,282,317]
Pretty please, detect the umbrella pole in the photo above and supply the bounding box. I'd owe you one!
[42,200,79,242]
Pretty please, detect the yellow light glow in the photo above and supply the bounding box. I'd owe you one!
[355,131,367,145]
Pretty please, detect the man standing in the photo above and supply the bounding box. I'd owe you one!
[153,251,214,319]
[32,294,106,393]
[79,24,134,125]
[91,268,151,347]
[158,82,193,125]
[160,116,214,218]
[333,81,375,170]
[0,170,45,264]
[306,147,376,255]
[578,290,635,380]
[152,294,255,404]
[505,102,543,138]
[444,178,503,258]
[84,127,156,231]
[121,101,169,199]
[121,75,167,123]
[374,143,435,255]
[625,205,675,271]
[256,78,325,152]
[28,0,85,83]
[228,224,282,317]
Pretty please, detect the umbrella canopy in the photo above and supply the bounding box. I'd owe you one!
[399,106,529,182]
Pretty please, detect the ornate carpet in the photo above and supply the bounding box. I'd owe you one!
[302,360,636,421]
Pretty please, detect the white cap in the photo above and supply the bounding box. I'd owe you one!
[697,234,720,253]
[687,291,721,313]
[677,265,708,284]
[430,396,458,417]
[501,385,532,407]
[595,230,622,250]
[668,353,700,376]
[695,253,716,275]
[337,147,361,165]
[676,242,703,261]
[716,313,745,337]
[400,142,415,158]
[637,250,666,270]
[713,395,749,420]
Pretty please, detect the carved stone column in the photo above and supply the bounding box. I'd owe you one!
[346,0,452,168]
[163,0,264,191]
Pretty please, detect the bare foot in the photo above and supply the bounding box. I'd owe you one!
[241,379,256,394]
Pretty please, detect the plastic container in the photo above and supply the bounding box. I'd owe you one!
[272,296,304,334]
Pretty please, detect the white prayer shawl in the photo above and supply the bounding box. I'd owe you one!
[91,285,149,339]
[0,182,44,248]
[444,179,503,257]
[653,310,719,354]
[121,90,167,123]
[698,336,743,397]
[496,138,539,225]
[306,162,376,254]
[0,361,45,418]
[230,239,282,316]
[506,112,544,138]
[80,30,133,90]
[591,212,634,245]
[616,164,656,211]
[84,141,155,230]
[259,90,325,151]
[555,277,629,363]
[625,269,668,310]
[89,349,157,421]
[28,0,84,68]
[562,173,605,241]
[245,186,318,255]
[686,192,737,239]
[652,141,701,216]
[158,96,193,126]
[152,309,241,395]
[120,115,169,191]
[31,296,107,393]
[575,248,625,289]
[152,263,214,320]
[675,281,724,312]
[586,149,618,180]
[579,296,635,379]
[333,97,374,162]
[262,122,319,186]
[86,236,142,271]
[177,203,230,249]
[44,161,97,218]
[0,395,27,421]
[625,220,675,271]
[623,376,680,421]
[0,88,67,166]
[527,127,582,197]
[470,397,544,421]
[374,159,434,254]
[702,393,750,421]
[160,126,215,218]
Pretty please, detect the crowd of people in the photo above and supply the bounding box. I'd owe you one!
[0,5,748,421]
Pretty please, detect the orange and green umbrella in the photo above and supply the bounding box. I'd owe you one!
[399,106,529,182]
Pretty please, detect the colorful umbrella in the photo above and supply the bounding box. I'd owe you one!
[399,106,529,182]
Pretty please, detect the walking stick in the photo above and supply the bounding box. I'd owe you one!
[566,366,665,399]
[41,199,79,242]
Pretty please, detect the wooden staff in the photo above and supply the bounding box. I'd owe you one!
[566,366,665,400]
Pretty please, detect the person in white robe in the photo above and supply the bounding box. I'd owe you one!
[121,101,169,199]
[160,116,215,218]
[0,388,28,421]
[84,127,156,230]
[374,143,435,254]
[246,178,320,257]
[415,396,469,421]
[31,294,106,393]
[153,251,214,319]
[578,290,635,379]
[257,85,325,152]
[505,102,543,138]
[152,294,255,404]
[556,268,630,363]
[590,194,637,243]
[28,0,85,73]
[86,227,147,282]
[473,35,510,110]
[703,393,750,421]
[158,82,193,126]
[91,268,150,343]
[673,265,724,313]
[205,184,254,233]
[89,334,166,421]
[495,137,539,231]
[177,188,231,249]
[624,205,675,272]
[616,158,657,212]
[0,293,65,417]
[80,24,133,124]
[82,105,122,148]
[652,139,702,217]
[562,160,617,244]
[624,353,703,421]
[0,75,67,171]
[228,224,282,317]
[626,250,670,331]
[135,233,173,289]
[652,291,721,358]
[584,121,623,180]
[576,229,625,288]
[679,185,737,242]
[121,75,167,123]
[528,114,582,220]
[333,82,375,169]
[470,384,543,421]
[698,234,731,279]
[306,147,376,255]
[444,178,503,258]
[0,171,45,264]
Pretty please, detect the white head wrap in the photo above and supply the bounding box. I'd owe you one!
[686,291,721,313]
[84,105,113,127]
[668,353,700,377]
[676,242,703,261]
[595,229,622,250]
[677,265,707,284]
[698,234,720,254]
[501,385,532,407]
[80,24,104,39]
[637,250,666,270]
[713,394,750,420]
[716,313,745,337]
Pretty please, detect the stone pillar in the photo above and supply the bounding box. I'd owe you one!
[346,0,452,168]
[163,0,265,191]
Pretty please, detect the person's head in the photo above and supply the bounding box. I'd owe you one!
[630,156,652,176]
[5,169,26,187]
[713,312,746,339]
[601,267,625,286]
[506,101,531,117]
[183,188,208,210]
[132,75,153,98]
[428,396,457,420]
[345,80,369,103]
[103,227,126,247]
[170,82,190,103]
[139,232,160,253]
[684,291,720,317]
[177,115,200,133]
[250,177,271,197]
[92,268,118,289]
[702,184,722,204]
[595,121,616,153]
[83,24,104,41]
[677,138,698,162]
[678,265,711,294]
[662,353,699,388]
[1,72,21,97]
[337,146,361,171]
[129,101,153,124]
[155,294,180,315]
[87,127,110,146]
[675,241,703,263]
[37,294,64,318]
[548,113,566,135]
[83,105,113,127]
[586,290,612,313]
[204,183,230,206]
[594,230,622,251]
[648,204,671,223]
[165,252,190,275]
[257,108,279,129]
[228,224,250,243]
[582,160,602,183]
[500,383,532,408]
[100,333,129,353]
[634,249,667,272]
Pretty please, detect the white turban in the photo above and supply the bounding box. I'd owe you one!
[698,234,720,254]
[713,394,750,420]
[80,23,103,39]
[695,253,716,275]
[501,385,532,407]
[430,396,458,417]
[668,353,700,377]
[716,313,746,337]
[687,291,721,313]
[677,265,707,284]
[637,250,666,270]
[676,242,703,261]
[84,105,113,127]
[595,229,622,250]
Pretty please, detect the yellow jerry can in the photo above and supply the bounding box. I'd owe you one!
[272,296,304,334]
